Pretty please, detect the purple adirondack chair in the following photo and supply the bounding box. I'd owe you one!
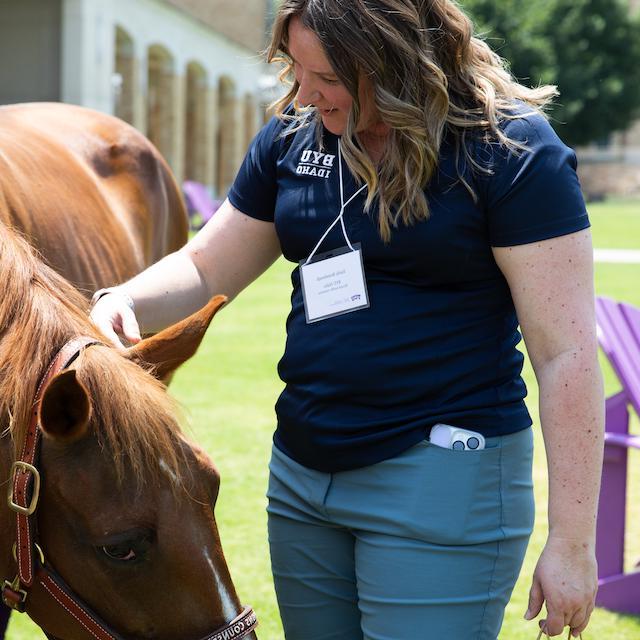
[594,296,640,614]
[182,181,222,231]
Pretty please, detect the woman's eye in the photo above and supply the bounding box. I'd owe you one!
[102,544,137,562]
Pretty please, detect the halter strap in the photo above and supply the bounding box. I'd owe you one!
[12,336,99,587]
[3,337,258,640]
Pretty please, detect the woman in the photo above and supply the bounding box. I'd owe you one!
[91,1,604,638]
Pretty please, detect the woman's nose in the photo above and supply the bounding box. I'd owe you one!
[297,74,320,106]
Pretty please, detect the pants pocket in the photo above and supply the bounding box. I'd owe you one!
[409,442,503,545]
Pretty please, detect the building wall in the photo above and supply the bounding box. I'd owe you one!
[61,0,265,114]
[578,163,640,200]
[0,0,62,103]
[0,0,268,197]
[60,0,266,194]
[162,0,271,51]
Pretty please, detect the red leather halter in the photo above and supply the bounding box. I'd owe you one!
[2,337,258,640]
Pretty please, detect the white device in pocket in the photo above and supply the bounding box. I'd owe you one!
[429,424,486,451]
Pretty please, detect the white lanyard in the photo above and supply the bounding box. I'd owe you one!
[304,139,367,265]
[299,138,370,323]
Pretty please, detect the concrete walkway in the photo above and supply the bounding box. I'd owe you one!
[594,249,640,264]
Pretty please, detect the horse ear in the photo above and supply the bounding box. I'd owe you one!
[39,369,92,442]
[126,294,227,379]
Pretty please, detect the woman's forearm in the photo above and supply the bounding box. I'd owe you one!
[117,249,211,333]
[108,202,282,334]
[536,347,605,542]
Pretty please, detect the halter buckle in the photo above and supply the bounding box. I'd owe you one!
[8,461,41,516]
[2,575,27,612]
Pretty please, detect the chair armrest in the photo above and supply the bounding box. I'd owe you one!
[604,432,640,450]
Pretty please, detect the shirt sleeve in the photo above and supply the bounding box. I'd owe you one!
[227,115,285,222]
[482,112,590,247]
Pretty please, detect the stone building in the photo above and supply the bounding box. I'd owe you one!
[0,0,276,197]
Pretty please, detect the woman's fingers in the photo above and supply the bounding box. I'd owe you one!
[538,605,568,637]
[119,307,142,344]
[525,576,544,620]
[537,600,594,638]
[568,602,594,637]
[90,293,141,348]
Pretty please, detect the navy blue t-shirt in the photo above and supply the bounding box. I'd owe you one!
[228,108,589,472]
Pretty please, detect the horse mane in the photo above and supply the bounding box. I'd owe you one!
[0,224,185,487]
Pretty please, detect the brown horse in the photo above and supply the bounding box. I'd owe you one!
[0,226,258,639]
[0,103,257,638]
[0,102,188,295]
[0,101,191,637]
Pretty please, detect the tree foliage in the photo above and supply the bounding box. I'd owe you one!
[463,0,555,87]
[463,0,640,146]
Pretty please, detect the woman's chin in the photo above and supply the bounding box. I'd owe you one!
[320,113,345,136]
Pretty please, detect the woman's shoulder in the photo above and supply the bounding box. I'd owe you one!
[497,101,566,149]
[463,101,573,178]
[465,100,581,206]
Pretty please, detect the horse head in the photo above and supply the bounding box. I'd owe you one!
[0,233,257,639]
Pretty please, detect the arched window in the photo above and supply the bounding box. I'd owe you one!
[147,44,176,168]
[216,76,237,197]
[114,26,135,124]
[184,61,209,184]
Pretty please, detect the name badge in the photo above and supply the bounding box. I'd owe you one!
[299,244,370,323]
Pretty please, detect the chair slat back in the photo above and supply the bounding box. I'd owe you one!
[595,296,640,417]
[621,302,640,346]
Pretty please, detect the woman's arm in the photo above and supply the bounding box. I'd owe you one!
[91,199,282,345]
[493,228,604,638]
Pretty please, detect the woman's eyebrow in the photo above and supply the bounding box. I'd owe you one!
[288,54,337,78]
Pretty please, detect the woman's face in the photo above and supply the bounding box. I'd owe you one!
[287,16,380,136]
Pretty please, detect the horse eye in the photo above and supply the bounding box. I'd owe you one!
[98,529,154,564]
[102,543,137,562]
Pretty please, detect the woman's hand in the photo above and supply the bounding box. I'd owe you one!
[90,290,141,348]
[525,536,598,637]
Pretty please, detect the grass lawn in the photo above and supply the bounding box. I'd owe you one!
[7,198,640,639]
[587,199,640,250]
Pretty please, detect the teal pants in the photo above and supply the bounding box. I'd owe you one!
[267,428,535,640]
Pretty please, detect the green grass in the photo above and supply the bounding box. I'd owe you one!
[588,199,640,250]
[7,199,640,639]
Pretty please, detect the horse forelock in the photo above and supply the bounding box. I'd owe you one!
[75,348,188,489]
[0,227,93,435]
[0,227,186,489]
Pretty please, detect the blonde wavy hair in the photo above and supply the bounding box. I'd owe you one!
[267,0,557,242]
